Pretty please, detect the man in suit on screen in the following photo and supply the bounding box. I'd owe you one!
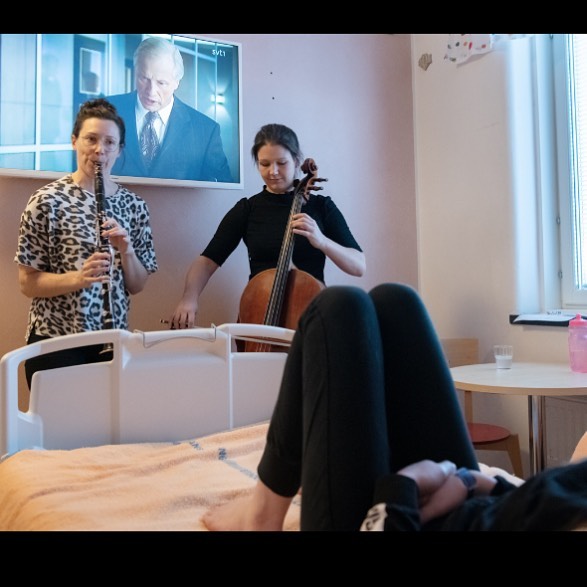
[108,36,232,183]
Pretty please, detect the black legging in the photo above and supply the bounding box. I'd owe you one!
[257,283,478,531]
[24,330,111,390]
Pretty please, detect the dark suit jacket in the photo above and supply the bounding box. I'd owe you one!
[108,92,233,183]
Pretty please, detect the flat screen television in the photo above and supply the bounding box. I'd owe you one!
[0,33,243,189]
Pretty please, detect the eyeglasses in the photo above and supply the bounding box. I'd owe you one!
[79,134,120,152]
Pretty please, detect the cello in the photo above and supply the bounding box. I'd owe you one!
[238,158,326,352]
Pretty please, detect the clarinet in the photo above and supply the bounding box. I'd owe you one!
[94,162,115,356]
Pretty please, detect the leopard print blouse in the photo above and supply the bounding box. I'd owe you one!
[15,175,158,341]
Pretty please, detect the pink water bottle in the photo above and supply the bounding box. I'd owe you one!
[568,314,587,372]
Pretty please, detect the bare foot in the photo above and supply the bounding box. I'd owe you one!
[202,481,293,531]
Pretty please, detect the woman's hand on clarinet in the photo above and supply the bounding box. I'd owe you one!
[102,218,133,255]
[80,251,112,287]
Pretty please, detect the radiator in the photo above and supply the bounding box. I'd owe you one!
[546,397,587,467]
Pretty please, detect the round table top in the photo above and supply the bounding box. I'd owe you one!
[449,362,587,396]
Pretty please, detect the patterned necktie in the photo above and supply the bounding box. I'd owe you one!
[140,111,159,166]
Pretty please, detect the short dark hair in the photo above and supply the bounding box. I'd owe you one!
[72,98,126,148]
[251,123,303,166]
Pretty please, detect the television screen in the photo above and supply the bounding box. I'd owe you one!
[0,33,243,189]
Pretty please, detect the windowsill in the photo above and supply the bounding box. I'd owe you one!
[509,312,586,327]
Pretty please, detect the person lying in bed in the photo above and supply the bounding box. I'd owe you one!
[203,283,587,531]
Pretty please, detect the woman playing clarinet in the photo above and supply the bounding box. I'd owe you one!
[15,98,158,389]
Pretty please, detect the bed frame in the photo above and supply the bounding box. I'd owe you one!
[0,323,294,459]
[6,325,585,531]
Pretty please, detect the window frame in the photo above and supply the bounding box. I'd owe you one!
[553,33,587,309]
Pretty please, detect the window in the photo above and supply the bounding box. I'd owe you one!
[554,34,587,308]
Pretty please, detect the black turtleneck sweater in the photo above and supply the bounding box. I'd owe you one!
[201,188,362,284]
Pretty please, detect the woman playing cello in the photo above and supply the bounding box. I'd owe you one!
[170,123,365,330]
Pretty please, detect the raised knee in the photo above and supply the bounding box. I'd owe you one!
[303,286,370,320]
[370,282,420,305]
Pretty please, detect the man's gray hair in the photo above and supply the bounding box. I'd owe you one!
[134,36,185,82]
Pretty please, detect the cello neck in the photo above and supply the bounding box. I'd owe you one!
[263,188,305,326]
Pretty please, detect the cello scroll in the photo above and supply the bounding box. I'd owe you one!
[294,158,327,203]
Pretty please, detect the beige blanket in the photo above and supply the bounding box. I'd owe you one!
[1,424,585,531]
[0,422,300,531]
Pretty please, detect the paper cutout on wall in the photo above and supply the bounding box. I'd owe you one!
[445,34,534,65]
[445,34,492,64]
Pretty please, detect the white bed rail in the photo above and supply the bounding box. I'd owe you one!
[0,323,294,459]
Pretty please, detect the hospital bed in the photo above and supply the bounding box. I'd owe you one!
[0,324,301,531]
[0,324,584,531]
[1,323,293,456]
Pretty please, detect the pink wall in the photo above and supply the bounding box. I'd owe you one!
[0,34,416,408]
